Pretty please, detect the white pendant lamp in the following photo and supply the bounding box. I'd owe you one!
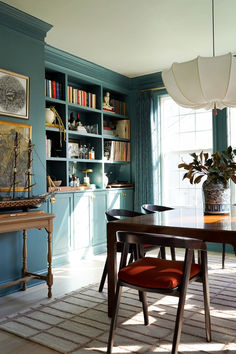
[162,0,236,114]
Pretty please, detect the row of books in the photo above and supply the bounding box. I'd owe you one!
[110,99,127,116]
[104,141,130,162]
[68,86,96,109]
[45,79,63,100]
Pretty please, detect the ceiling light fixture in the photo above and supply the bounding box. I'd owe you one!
[162,0,236,115]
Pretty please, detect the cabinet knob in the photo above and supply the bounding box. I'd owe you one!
[122,193,126,197]
[50,197,56,204]
[91,195,96,200]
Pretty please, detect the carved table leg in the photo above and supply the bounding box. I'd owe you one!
[47,230,53,298]
[22,230,28,291]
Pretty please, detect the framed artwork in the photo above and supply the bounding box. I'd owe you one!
[68,142,79,158]
[0,68,29,119]
[0,120,32,192]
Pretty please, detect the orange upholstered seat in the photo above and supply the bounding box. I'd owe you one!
[118,257,201,289]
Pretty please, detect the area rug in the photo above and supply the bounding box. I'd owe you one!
[0,254,236,353]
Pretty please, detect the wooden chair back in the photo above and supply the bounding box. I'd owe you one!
[105,209,143,221]
[142,204,173,213]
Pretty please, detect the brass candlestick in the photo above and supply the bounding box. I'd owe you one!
[81,169,93,186]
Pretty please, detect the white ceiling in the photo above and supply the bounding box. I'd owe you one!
[2,0,236,78]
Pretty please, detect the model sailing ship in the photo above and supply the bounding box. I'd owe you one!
[0,132,53,212]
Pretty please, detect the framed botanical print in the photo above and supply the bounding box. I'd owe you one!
[0,120,32,191]
[0,68,29,119]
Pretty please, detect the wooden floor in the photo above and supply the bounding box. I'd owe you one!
[0,253,106,353]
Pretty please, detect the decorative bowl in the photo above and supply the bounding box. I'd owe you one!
[53,180,62,187]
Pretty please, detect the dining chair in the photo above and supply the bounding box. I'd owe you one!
[142,204,176,260]
[107,231,211,354]
[98,209,159,293]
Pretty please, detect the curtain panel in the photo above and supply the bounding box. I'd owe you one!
[133,91,160,211]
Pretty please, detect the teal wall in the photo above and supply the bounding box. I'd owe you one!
[0,2,52,295]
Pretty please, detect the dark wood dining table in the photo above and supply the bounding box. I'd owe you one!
[107,206,236,316]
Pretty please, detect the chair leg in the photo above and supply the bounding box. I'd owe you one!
[98,258,107,292]
[128,252,134,264]
[222,244,226,269]
[160,246,166,259]
[139,291,149,325]
[172,250,193,354]
[107,282,122,354]
[201,251,211,342]
[170,247,176,260]
[99,250,134,293]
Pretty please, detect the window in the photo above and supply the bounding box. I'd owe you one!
[159,96,213,208]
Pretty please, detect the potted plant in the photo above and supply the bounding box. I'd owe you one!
[178,146,236,214]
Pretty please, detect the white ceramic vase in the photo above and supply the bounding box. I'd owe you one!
[103,173,109,188]
[45,108,55,124]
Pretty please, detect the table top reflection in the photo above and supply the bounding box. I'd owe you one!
[111,206,236,246]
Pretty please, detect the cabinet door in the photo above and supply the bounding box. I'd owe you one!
[107,189,134,211]
[49,193,72,258]
[120,189,134,210]
[73,193,91,250]
[90,192,107,248]
[106,190,122,210]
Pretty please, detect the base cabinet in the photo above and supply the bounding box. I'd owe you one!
[48,193,73,265]
[50,188,133,264]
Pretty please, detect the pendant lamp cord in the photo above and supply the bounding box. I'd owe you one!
[212,0,215,57]
[212,0,218,115]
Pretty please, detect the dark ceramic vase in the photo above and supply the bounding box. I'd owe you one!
[202,178,230,215]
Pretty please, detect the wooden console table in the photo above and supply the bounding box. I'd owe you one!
[0,212,55,298]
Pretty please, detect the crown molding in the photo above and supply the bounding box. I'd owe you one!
[0,1,52,42]
[130,71,164,91]
[45,45,131,92]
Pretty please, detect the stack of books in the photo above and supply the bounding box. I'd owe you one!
[103,127,115,136]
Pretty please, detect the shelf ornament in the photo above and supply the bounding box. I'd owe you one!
[48,106,66,146]
[103,92,114,112]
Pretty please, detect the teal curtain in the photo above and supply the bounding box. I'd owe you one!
[133,91,160,211]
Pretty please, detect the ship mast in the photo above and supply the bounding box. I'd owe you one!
[12,132,19,199]
[25,138,35,198]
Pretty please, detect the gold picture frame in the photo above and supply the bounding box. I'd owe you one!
[0,68,29,119]
[0,120,32,191]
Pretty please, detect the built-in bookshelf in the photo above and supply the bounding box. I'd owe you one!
[45,66,131,190]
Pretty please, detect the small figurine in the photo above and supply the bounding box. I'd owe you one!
[103,92,114,111]
[69,112,76,129]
